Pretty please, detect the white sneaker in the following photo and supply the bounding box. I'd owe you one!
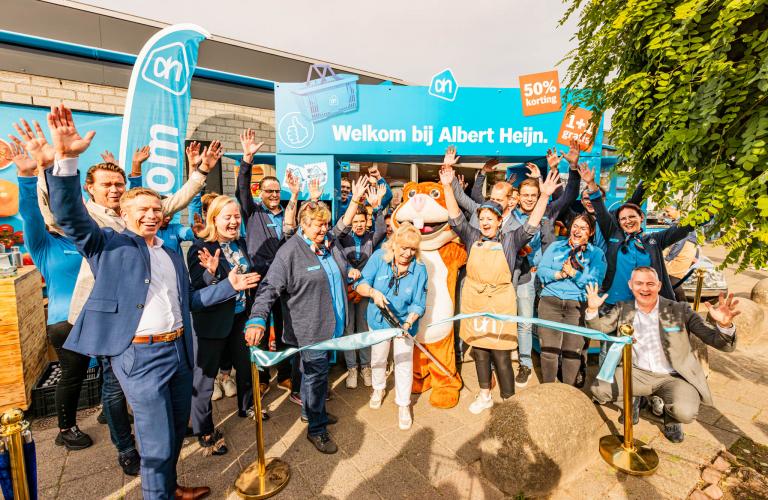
[369,389,385,409]
[468,393,494,414]
[361,366,372,387]
[212,379,224,401]
[221,376,237,398]
[346,367,359,389]
[398,406,412,430]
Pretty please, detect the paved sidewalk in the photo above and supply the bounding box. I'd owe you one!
[22,249,768,499]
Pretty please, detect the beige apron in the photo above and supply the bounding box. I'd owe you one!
[459,240,518,350]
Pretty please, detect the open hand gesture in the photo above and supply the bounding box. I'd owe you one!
[563,138,581,167]
[546,147,561,170]
[285,170,301,196]
[704,292,741,328]
[198,247,220,275]
[525,162,541,179]
[132,145,150,165]
[439,165,455,186]
[577,161,596,187]
[100,150,117,164]
[482,158,499,173]
[10,119,55,168]
[586,283,608,312]
[368,183,387,209]
[201,140,222,173]
[186,141,202,168]
[443,145,460,167]
[240,128,264,163]
[351,175,369,202]
[540,169,563,196]
[228,268,261,291]
[47,105,95,158]
[308,177,323,201]
[10,142,37,177]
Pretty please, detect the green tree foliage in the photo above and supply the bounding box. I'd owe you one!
[561,0,768,270]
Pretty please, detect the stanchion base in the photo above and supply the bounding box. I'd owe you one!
[599,435,659,476]
[234,457,290,499]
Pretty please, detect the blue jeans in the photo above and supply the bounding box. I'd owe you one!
[299,350,330,436]
[343,298,371,369]
[110,338,193,500]
[99,356,136,457]
[516,276,536,369]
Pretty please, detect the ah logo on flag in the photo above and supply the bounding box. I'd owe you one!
[141,42,192,96]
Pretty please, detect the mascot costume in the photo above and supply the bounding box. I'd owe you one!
[392,181,467,408]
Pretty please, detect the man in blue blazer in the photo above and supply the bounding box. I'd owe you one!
[45,105,261,500]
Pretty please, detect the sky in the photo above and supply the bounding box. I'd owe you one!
[67,0,582,87]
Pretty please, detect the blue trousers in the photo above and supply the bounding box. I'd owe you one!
[299,350,330,436]
[99,356,136,457]
[516,276,536,369]
[110,338,192,500]
[343,298,371,369]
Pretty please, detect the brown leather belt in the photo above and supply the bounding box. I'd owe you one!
[133,327,184,344]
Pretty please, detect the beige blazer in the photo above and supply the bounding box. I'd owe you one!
[587,297,736,405]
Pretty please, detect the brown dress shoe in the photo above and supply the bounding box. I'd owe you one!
[175,484,211,500]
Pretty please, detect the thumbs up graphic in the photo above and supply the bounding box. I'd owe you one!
[286,115,308,145]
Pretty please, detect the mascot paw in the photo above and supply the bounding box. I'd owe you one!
[429,387,460,409]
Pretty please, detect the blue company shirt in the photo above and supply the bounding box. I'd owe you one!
[513,209,545,267]
[265,204,284,240]
[355,249,428,335]
[538,240,607,302]
[606,235,651,304]
[18,177,82,325]
[157,223,195,255]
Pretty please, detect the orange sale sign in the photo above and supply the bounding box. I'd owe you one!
[557,105,597,152]
[518,70,562,116]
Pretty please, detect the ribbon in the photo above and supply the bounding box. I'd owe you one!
[428,313,631,383]
[250,328,402,367]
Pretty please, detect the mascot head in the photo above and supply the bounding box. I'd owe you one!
[392,182,458,250]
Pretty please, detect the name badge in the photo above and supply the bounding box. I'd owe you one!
[609,238,621,243]
[307,265,321,271]
[376,275,389,281]
[267,223,277,228]
[63,250,80,255]
[663,326,681,333]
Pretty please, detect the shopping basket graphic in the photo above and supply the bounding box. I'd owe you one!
[292,64,359,122]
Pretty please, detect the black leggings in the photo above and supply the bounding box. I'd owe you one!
[47,322,91,430]
[472,347,515,399]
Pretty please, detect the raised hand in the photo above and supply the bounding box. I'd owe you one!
[10,119,55,167]
[228,268,261,291]
[439,165,455,186]
[308,177,323,201]
[482,158,500,173]
[585,283,608,312]
[47,104,95,158]
[101,150,117,164]
[192,213,205,236]
[201,140,223,173]
[285,170,301,196]
[198,247,220,275]
[577,162,596,185]
[563,138,581,167]
[703,292,741,327]
[443,145,460,167]
[540,169,564,196]
[546,147,561,170]
[132,145,150,165]
[244,325,265,347]
[10,142,37,177]
[525,162,541,179]
[186,141,202,168]
[240,128,264,163]
[351,175,369,202]
[368,183,387,209]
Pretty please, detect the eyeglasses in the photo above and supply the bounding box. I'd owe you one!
[262,189,280,194]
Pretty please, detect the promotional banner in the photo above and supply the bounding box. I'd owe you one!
[275,78,603,159]
[119,23,209,196]
[0,102,122,253]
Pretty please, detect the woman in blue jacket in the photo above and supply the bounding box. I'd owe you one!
[537,213,607,385]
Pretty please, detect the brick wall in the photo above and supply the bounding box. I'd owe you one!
[0,70,276,196]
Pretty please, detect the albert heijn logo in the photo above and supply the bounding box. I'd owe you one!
[428,68,459,102]
[141,41,192,96]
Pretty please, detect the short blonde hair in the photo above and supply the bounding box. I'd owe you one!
[381,223,422,263]
[119,187,162,213]
[198,195,239,242]
[299,201,332,228]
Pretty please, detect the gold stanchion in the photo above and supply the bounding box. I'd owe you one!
[234,363,290,499]
[1,408,31,500]
[598,325,659,476]
[692,268,707,312]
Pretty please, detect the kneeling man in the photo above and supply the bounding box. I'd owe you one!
[586,266,739,443]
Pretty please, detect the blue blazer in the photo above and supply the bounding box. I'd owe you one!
[46,170,238,368]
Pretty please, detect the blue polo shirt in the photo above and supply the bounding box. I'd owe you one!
[513,208,545,267]
[263,202,284,240]
[356,249,428,335]
[157,223,194,254]
[299,231,346,343]
[606,234,650,304]
[538,240,607,301]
